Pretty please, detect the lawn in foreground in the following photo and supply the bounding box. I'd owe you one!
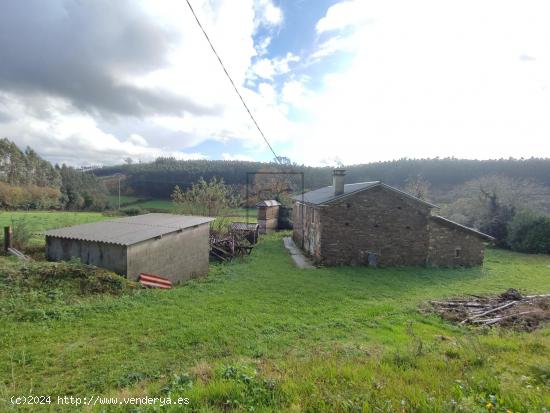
[0,234,549,412]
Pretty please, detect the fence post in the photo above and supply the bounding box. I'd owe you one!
[4,226,12,252]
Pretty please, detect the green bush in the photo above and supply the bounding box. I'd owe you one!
[120,206,143,216]
[11,217,32,250]
[507,211,550,254]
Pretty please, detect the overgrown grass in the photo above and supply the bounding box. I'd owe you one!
[0,234,549,412]
[0,258,138,322]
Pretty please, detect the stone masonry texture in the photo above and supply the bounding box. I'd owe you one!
[293,185,487,267]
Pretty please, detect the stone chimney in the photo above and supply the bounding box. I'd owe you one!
[333,169,346,196]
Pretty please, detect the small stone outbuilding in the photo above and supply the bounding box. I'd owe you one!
[44,213,214,283]
[292,170,493,267]
[256,200,281,234]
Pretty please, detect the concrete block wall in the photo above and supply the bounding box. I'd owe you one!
[126,223,210,283]
[46,237,127,275]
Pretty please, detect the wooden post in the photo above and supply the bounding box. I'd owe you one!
[4,226,12,252]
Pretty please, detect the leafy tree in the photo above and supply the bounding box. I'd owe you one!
[171,177,233,217]
[404,174,430,200]
[507,211,550,254]
[440,176,550,245]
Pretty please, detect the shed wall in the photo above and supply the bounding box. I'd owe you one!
[257,205,280,220]
[45,237,127,275]
[427,219,485,267]
[126,223,210,283]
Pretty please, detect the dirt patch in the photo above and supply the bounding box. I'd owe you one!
[428,289,550,331]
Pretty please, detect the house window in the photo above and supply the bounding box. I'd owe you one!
[455,248,461,258]
[346,203,352,209]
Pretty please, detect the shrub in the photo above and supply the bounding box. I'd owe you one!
[120,207,143,216]
[507,211,550,254]
[11,218,32,250]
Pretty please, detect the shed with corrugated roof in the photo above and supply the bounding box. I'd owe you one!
[44,213,213,283]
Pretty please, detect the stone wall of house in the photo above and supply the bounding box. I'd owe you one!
[319,186,432,266]
[292,202,322,260]
[427,218,485,267]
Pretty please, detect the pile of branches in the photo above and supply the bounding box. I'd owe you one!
[209,232,253,262]
[429,289,550,330]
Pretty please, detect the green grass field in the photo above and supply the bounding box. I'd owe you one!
[0,211,108,246]
[107,195,143,207]
[1,233,549,412]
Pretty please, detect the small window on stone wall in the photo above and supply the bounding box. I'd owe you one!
[455,248,461,258]
[405,225,411,229]
[346,203,352,208]
[345,222,350,226]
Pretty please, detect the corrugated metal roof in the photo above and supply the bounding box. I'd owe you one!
[430,215,495,240]
[44,213,214,246]
[292,181,438,208]
[230,222,259,231]
[256,200,281,207]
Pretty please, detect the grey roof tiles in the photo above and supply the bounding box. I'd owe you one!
[44,213,214,246]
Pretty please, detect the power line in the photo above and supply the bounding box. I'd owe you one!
[184,0,281,164]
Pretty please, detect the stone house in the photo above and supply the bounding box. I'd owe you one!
[44,213,213,283]
[292,170,493,267]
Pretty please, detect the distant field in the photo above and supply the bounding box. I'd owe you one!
[131,198,174,211]
[106,195,143,207]
[0,211,108,246]
[106,195,258,219]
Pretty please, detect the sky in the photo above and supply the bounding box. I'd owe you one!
[0,0,549,167]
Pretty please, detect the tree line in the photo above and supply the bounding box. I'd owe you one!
[95,156,550,199]
[0,138,109,210]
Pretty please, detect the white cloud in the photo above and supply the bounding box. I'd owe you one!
[285,0,550,165]
[250,52,300,80]
[0,0,289,165]
[315,0,373,34]
[221,152,255,161]
[255,0,283,27]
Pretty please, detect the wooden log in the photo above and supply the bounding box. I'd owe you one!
[460,301,518,324]
[482,311,539,326]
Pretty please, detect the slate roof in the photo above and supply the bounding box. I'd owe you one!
[430,215,495,240]
[292,181,438,208]
[44,213,214,246]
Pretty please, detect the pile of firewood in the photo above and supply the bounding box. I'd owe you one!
[429,289,550,329]
[209,233,253,261]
